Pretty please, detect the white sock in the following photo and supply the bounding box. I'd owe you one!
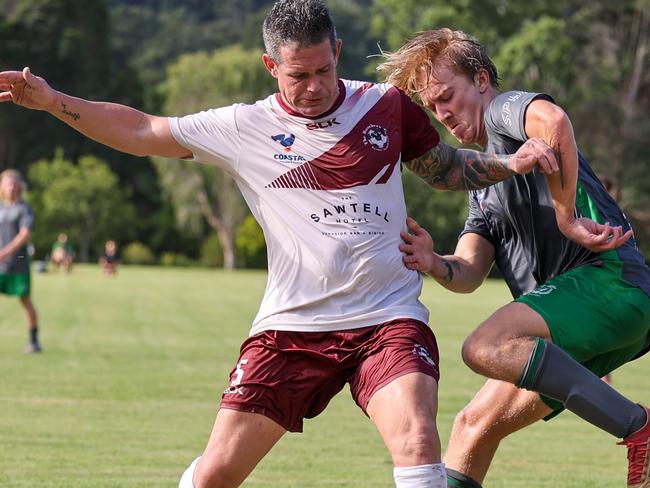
[393,463,447,488]
[178,456,201,488]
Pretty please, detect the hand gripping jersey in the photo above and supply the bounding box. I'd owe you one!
[169,79,440,335]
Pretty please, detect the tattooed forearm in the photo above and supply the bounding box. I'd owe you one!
[61,102,80,121]
[404,142,515,191]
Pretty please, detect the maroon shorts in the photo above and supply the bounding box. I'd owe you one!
[220,318,439,432]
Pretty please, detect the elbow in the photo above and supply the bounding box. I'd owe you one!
[458,282,482,294]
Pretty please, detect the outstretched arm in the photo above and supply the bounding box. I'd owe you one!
[0,67,190,159]
[404,137,558,191]
[399,217,495,293]
[525,99,632,251]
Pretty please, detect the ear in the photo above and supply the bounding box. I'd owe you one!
[334,38,342,66]
[474,68,491,93]
[262,53,279,78]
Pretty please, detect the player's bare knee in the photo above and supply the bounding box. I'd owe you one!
[461,334,487,372]
[452,405,499,444]
[388,422,441,462]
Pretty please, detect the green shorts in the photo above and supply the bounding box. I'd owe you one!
[516,260,650,414]
[0,272,31,296]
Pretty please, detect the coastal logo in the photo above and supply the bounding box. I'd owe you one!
[362,124,389,151]
[271,133,296,152]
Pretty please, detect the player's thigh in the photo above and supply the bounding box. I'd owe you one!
[367,372,441,465]
[355,320,441,462]
[197,408,286,487]
[516,261,650,363]
[367,371,439,432]
[468,300,551,348]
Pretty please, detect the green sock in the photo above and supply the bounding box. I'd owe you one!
[447,468,483,488]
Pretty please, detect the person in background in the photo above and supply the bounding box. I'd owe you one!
[50,232,75,272]
[0,169,42,353]
[99,240,119,276]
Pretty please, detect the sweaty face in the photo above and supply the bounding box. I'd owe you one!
[416,65,487,146]
[265,38,341,118]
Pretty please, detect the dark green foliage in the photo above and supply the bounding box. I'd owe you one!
[235,215,267,269]
[27,150,137,262]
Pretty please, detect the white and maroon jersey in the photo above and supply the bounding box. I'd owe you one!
[169,79,440,336]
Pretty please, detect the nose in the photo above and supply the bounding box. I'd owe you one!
[435,105,451,122]
[306,75,321,94]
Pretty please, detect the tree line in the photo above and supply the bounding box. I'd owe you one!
[1,0,647,267]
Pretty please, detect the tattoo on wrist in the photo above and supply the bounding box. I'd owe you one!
[441,259,461,283]
[443,261,454,282]
[61,102,80,121]
[404,143,514,191]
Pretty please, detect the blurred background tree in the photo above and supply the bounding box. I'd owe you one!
[0,0,647,263]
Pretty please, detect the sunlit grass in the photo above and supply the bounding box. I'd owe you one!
[0,265,646,487]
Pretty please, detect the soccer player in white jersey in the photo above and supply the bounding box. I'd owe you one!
[0,2,558,487]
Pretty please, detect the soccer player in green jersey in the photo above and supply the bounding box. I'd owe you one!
[0,169,41,353]
[380,28,650,488]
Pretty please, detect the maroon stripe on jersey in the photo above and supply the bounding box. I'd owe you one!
[267,86,438,191]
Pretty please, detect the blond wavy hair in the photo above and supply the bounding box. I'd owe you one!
[377,28,499,98]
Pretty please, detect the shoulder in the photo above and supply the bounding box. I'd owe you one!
[18,200,34,212]
[489,91,554,122]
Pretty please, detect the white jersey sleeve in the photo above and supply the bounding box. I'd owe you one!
[168,105,243,175]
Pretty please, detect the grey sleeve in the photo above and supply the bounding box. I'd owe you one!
[459,192,494,244]
[484,91,555,142]
[19,202,34,230]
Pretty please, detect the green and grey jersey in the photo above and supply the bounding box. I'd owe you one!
[0,200,33,274]
[462,90,650,299]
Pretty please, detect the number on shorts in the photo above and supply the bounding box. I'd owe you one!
[231,359,249,386]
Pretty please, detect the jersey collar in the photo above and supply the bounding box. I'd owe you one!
[275,79,346,120]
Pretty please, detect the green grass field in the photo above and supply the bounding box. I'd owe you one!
[0,265,647,487]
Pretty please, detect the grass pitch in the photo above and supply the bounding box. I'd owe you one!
[0,265,647,487]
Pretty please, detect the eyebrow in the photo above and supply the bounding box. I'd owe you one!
[286,62,331,76]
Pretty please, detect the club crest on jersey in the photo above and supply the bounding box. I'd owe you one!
[362,124,389,151]
[526,284,557,297]
[412,344,437,369]
[271,133,296,152]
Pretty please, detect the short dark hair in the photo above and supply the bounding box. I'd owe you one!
[263,0,337,62]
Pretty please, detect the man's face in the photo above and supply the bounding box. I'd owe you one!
[0,175,21,202]
[263,38,341,118]
[416,64,488,146]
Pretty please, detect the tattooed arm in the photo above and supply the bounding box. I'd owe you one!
[0,67,189,158]
[404,138,558,191]
[400,218,495,293]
